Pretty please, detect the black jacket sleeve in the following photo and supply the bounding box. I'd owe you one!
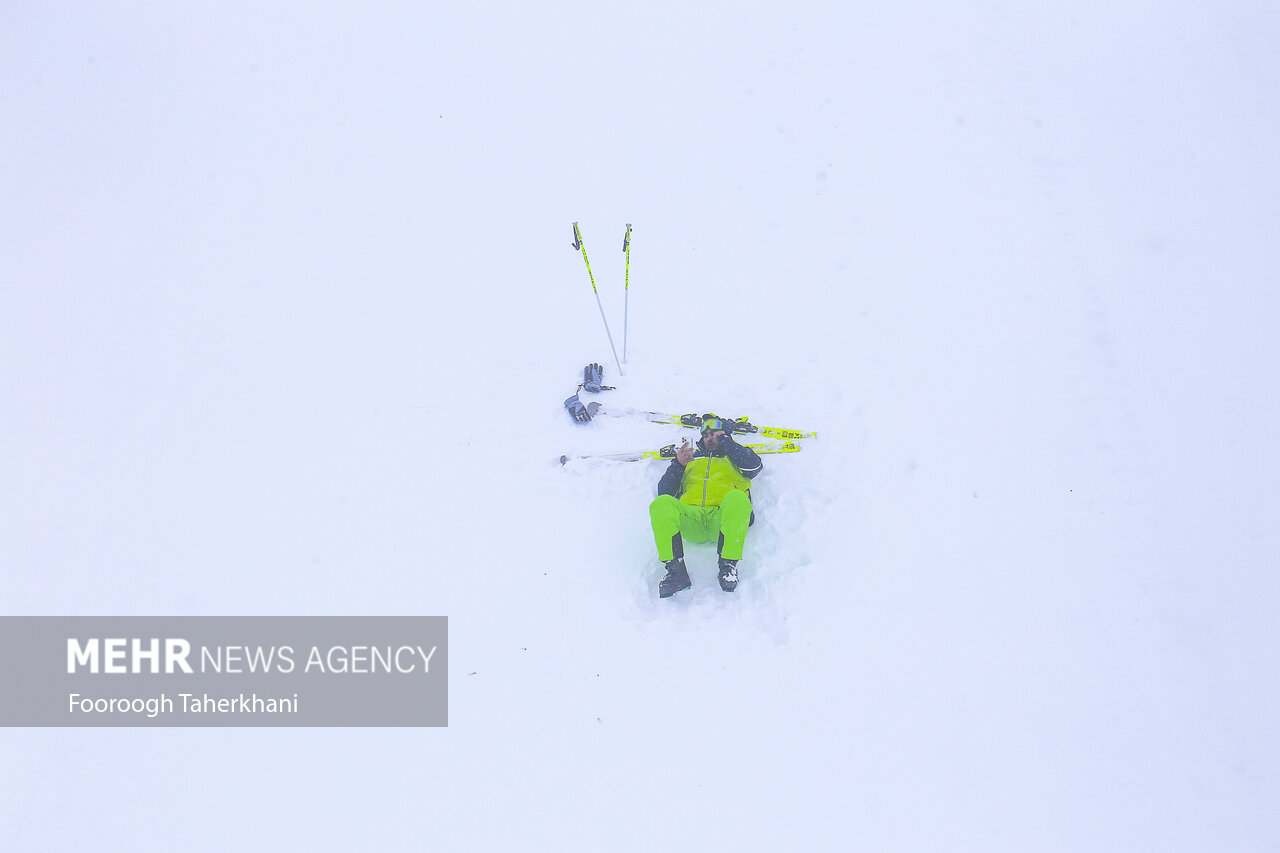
[722,436,763,479]
[657,460,685,497]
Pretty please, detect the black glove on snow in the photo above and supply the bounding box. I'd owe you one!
[582,363,604,393]
[564,394,600,423]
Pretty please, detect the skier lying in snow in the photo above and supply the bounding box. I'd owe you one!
[649,414,763,597]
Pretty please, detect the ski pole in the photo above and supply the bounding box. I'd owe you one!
[622,223,632,364]
[571,222,623,376]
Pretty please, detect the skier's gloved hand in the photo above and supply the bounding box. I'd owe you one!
[564,394,601,423]
[711,432,739,456]
[582,363,604,393]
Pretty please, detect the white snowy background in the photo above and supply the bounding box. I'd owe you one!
[3,1,1278,850]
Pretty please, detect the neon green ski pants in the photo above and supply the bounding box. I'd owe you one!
[649,490,753,562]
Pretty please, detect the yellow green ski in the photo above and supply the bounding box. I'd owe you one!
[560,440,803,465]
[597,407,817,440]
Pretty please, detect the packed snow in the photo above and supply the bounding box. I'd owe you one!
[2,2,1278,850]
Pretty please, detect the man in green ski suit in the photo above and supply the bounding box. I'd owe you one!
[649,414,763,597]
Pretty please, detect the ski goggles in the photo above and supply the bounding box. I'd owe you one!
[700,416,726,433]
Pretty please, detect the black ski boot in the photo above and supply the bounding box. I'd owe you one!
[659,558,691,598]
[717,558,739,592]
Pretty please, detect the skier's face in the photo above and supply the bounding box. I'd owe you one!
[703,430,726,451]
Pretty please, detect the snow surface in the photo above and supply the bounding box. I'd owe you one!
[3,2,1279,850]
